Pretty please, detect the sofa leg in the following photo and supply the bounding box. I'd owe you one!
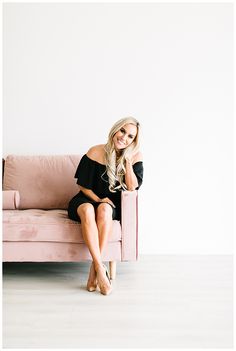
[109,261,116,280]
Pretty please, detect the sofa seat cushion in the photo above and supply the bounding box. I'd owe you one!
[3,209,121,244]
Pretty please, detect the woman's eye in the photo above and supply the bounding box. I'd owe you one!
[129,135,134,139]
[120,128,125,134]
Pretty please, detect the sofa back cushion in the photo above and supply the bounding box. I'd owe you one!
[3,155,82,210]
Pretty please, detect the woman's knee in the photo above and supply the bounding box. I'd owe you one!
[77,203,95,223]
[96,203,113,222]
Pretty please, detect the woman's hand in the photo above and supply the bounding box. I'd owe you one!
[99,197,116,208]
[124,151,143,191]
[125,156,133,164]
[125,150,143,165]
[124,150,134,164]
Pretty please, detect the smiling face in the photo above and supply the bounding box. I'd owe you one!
[113,123,138,151]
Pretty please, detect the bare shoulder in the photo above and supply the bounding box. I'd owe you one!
[133,151,143,164]
[86,144,106,164]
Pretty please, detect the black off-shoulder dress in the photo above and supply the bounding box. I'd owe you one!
[68,154,143,222]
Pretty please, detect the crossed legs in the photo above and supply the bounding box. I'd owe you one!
[77,202,113,295]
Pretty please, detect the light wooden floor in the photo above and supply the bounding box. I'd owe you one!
[2,255,233,348]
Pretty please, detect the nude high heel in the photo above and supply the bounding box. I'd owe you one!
[87,262,97,292]
[96,264,112,296]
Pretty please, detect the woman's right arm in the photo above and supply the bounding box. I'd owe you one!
[78,185,101,202]
[78,185,116,208]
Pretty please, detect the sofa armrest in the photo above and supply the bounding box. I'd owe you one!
[121,190,138,261]
[2,190,20,210]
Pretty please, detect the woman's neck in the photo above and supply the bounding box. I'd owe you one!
[115,150,122,160]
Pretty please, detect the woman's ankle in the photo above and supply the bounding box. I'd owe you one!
[94,261,104,272]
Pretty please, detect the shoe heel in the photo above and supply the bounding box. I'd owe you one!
[103,264,111,285]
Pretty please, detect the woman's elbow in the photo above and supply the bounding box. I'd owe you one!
[126,184,138,191]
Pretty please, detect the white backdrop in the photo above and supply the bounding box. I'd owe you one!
[3,2,233,254]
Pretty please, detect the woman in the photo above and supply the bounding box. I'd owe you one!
[68,117,143,295]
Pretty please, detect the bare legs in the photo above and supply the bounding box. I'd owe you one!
[96,203,113,254]
[77,203,113,295]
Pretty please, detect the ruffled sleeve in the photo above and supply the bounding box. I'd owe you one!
[133,161,144,189]
[74,154,96,189]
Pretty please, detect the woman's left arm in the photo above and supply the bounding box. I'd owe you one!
[125,152,143,191]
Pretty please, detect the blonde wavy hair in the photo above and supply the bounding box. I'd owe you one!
[104,117,140,192]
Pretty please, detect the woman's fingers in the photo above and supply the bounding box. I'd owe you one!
[106,199,116,208]
[101,198,116,208]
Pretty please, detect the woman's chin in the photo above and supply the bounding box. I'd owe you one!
[115,145,126,152]
[115,146,125,153]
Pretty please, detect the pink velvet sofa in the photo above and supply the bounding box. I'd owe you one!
[2,155,138,278]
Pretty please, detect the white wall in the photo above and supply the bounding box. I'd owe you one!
[3,2,233,254]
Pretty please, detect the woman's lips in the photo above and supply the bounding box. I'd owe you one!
[117,139,126,147]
